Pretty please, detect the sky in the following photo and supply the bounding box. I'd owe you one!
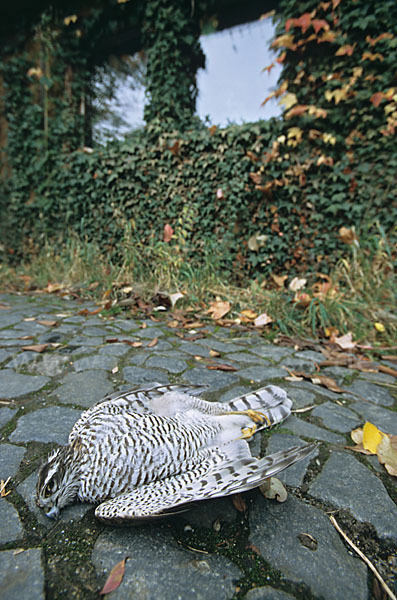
[96,17,282,137]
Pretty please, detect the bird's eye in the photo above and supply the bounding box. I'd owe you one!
[43,479,56,498]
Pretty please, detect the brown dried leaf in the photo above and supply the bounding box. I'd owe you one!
[310,374,344,393]
[37,320,58,327]
[206,363,237,372]
[206,301,231,320]
[147,337,158,348]
[22,344,49,353]
[184,321,205,329]
[232,493,247,513]
[209,350,221,358]
[99,557,128,595]
[46,282,65,293]
[345,444,372,455]
[167,320,180,328]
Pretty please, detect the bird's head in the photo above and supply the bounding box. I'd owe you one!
[36,444,81,519]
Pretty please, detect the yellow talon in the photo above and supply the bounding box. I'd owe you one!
[228,409,271,427]
[240,425,257,439]
[245,409,271,426]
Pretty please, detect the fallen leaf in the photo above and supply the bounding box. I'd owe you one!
[334,332,356,350]
[351,427,364,445]
[254,312,273,327]
[140,323,147,329]
[232,493,247,513]
[209,350,221,357]
[374,322,385,333]
[289,277,307,292]
[298,532,318,550]
[184,321,205,329]
[206,363,237,372]
[169,292,184,308]
[207,301,231,320]
[285,369,343,393]
[23,317,36,322]
[310,374,344,393]
[99,557,128,595]
[18,335,34,340]
[349,423,397,475]
[37,320,58,327]
[111,366,119,374]
[271,274,288,288]
[46,282,65,293]
[13,548,25,556]
[22,344,49,353]
[260,477,288,502]
[363,421,384,453]
[377,435,397,476]
[129,341,142,348]
[241,309,257,320]
[167,320,180,328]
[147,337,158,348]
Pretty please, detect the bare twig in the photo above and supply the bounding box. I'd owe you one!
[329,515,397,600]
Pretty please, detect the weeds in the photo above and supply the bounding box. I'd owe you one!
[0,229,395,346]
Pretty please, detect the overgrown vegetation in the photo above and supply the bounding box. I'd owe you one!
[1,225,395,346]
[0,0,395,343]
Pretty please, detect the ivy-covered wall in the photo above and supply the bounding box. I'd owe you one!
[0,0,396,278]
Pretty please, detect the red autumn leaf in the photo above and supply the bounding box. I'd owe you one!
[370,92,384,107]
[163,224,173,242]
[295,13,312,33]
[99,557,128,595]
[312,19,329,33]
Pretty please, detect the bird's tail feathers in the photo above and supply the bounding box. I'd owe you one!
[225,385,292,428]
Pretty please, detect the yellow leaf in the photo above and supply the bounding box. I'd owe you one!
[279,93,298,110]
[241,309,258,320]
[64,14,78,26]
[374,322,385,332]
[362,422,384,454]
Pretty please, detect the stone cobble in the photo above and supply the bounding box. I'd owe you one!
[0,293,396,600]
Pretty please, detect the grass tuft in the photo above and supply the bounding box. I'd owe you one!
[0,230,395,346]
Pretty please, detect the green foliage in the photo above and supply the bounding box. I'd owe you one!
[143,0,205,130]
[0,0,396,281]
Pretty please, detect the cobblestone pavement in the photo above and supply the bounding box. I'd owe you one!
[0,293,396,600]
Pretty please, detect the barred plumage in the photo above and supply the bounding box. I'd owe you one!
[36,383,316,523]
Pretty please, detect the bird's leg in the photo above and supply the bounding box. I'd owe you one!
[226,409,271,440]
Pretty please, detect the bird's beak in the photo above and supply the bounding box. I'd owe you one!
[46,506,60,520]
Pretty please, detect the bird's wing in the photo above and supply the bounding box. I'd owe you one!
[68,384,207,442]
[94,442,317,523]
